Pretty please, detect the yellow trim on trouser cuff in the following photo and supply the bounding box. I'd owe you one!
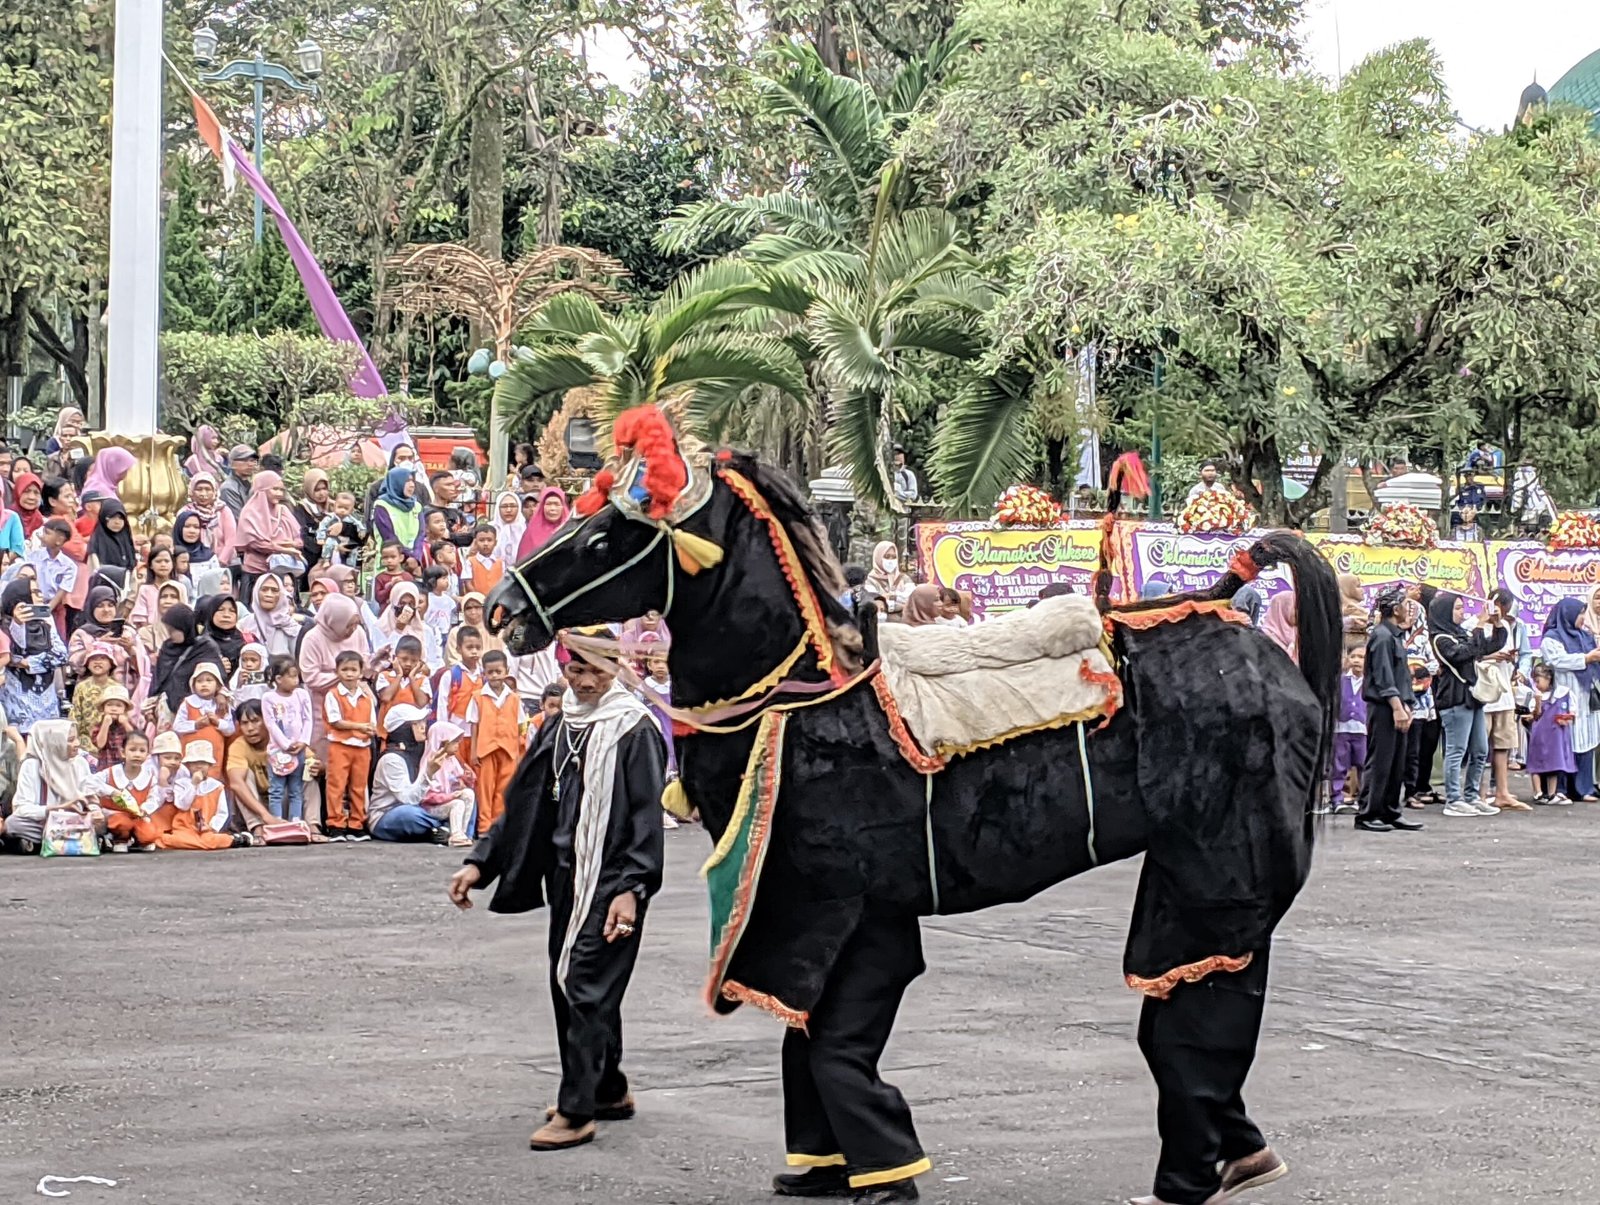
[786,1153,846,1168]
[848,1157,932,1188]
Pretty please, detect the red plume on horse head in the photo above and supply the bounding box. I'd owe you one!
[572,405,688,519]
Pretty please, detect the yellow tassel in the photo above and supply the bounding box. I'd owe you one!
[661,778,694,820]
[671,527,725,574]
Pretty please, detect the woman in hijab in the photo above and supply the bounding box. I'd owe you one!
[1338,573,1370,648]
[149,603,224,721]
[185,473,237,566]
[170,509,216,569]
[88,498,138,574]
[516,486,570,560]
[299,593,371,761]
[368,705,472,845]
[241,572,300,657]
[82,447,137,502]
[1,719,95,850]
[1429,591,1508,816]
[314,562,383,651]
[1261,592,1299,664]
[139,582,185,656]
[491,491,526,565]
[1540,596,1600,802]
[863,540,915,614]
[69,581,148,706]
[235,471,303,602]
[371,467,425,561]
[292,467,331,581]
[901,584,944,626]
[0,578,69,735]
[197,594,246,678]
[13,472,44,540]
[1230,585,1264,628]
[185,425,228,481]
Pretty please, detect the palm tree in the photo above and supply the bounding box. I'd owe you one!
[656,39,1004,510]
[497,260,812,443]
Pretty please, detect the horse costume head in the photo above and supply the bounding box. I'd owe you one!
[486,406,859,696]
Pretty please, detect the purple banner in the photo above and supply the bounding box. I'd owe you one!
[1491,542,1600,628]
[1123,526,1292,600]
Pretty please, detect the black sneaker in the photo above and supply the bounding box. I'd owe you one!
[324,826,348,843]
[772,1166,853,1198]
[428,827,451,845]
[854,1182,919,1203]
[346,830,371,843]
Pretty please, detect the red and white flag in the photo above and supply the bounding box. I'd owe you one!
[190,88,238,196]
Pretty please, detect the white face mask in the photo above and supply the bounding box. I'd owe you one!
[883,557,898,574]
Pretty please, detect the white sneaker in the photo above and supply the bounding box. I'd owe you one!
[1471,801,1500,816]
[1441,802,1481,817]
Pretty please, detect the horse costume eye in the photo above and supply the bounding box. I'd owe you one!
[586,529,608,550]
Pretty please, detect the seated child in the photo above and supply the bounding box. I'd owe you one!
[158,740,251,849]
[89,728,161,851]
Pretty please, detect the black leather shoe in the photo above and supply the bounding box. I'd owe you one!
[855,1182,919,1203]
[772,1167,853,1198]
[1354,819,1392,832]
[1389,817,1425,831]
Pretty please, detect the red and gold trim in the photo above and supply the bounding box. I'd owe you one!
[1125,952,1254,999]
[848,1157,933,1188]
[1109,599,1251,631]
[702,712,788,1015]
[871,674,947,774]
[721,468,840,680]
[721,979,809,1028]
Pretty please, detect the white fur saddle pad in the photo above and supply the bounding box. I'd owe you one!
[877,595,1120,758]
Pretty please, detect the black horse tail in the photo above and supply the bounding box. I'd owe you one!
[1114,530,1340,820]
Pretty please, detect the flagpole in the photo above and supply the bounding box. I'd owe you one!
[105,0,165,436]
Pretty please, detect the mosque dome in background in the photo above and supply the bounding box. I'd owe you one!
[1548,48,1600,133]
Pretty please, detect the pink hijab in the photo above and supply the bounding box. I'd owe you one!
[237,471,299,556]
[516,487,570,560]
[1261,592,1299,665]
[185,425,228,481]
[82,447,137,501]
[299,593,370,758]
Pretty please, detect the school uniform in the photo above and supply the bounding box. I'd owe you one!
[323,682,378,832]
[1329,672,1366,808]
[172,695,235,780]
[467,681,522,834]
[465,552,505,598]
[92,763,162,847]
[376,668,430,744]
[158,772,234,850]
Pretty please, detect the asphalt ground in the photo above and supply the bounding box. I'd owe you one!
[2,798,1594,1205]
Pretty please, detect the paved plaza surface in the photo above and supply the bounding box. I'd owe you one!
[3,804,1595,1205]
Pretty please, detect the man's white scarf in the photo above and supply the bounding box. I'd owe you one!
[555,681,650,992]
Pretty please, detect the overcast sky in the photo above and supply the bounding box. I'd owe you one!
[1298,0,1600,132]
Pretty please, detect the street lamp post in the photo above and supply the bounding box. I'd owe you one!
[194,29,322,246]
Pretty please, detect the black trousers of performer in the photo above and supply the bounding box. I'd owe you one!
[547,890,646,1126]
[1137,947,1270,1205]
[1403,714,1441,800]
[1357,702,1408,825]
[782,911,930,1189]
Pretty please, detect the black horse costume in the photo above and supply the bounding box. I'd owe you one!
[484,406,1338,1191]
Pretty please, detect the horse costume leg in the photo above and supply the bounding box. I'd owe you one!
[1136,948,1272,1205]
[779,913,930,1194]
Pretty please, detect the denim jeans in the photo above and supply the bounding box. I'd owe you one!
[370,804,440,842]
[1439,705,1488,805]
[268,754,306,820]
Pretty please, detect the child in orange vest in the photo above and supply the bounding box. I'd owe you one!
[160,739,250,849]
[376,634,432,743]
[436,628,484,737]
[324,649,378,842]
[89,728,161,851]
[172,662,234,779]
[463,524,505,597]
[466,649,522,835]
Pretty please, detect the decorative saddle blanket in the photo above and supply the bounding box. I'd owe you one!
[876,594,1121,759]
